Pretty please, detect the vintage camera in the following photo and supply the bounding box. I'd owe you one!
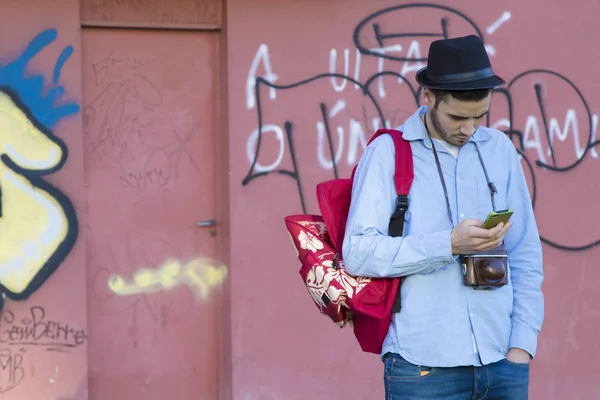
[459,243,508,290]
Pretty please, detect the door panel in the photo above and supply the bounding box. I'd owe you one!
[82,28,222,400]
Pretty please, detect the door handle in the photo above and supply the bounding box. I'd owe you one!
[197,219,217,236]
[197,219,216,227]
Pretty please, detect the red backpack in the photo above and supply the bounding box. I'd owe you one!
[284,129,414,354]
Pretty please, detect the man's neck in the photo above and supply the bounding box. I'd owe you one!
[422,111,443,141]
[422,112,460,157]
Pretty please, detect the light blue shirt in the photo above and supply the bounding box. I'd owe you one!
[342,106,544,367]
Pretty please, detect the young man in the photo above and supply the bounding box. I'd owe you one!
[342,35,544,399]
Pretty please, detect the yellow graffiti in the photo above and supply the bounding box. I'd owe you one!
[0,90,75,295]
[108,258,228,300]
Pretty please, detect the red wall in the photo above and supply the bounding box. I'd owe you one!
[227,1,600,399]
[0,0,599,399]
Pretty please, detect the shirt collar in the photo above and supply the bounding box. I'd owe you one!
[398,106,494,148]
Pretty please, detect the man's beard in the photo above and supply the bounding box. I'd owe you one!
[430,108,468,147]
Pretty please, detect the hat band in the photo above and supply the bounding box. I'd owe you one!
[426,67,494,84]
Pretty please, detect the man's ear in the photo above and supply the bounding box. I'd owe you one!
[423,88,435,107]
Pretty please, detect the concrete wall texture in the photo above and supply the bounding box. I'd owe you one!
[0,0,597,399]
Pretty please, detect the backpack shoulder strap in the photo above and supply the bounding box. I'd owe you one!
[365,129,414,234]
[366,129,413,314]
[367,129,414,199]
[349,127,413,237]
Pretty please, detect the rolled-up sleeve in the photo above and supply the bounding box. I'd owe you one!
[342,135,455,278]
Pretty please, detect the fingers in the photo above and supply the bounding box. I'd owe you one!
[489,222,505,236]
[472,237,501,251]
[491,221,512,240]
[452,219,513,254]
[501,221,513,234]
[474,222,512,251]
[481,240,503,251]
[462,218,484,227]
[469,223,504,239]
[473,220,513,238]
[470,238,501,252]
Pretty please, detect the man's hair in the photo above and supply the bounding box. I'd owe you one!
[431,88,492,110]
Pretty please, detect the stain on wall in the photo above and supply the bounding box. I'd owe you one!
[108,257,227,300]
[0,29,78,310]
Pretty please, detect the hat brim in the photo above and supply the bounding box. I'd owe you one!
[416,67,506,90]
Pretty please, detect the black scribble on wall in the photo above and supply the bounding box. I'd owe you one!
[84,54,201,192]
[243,3,598,252]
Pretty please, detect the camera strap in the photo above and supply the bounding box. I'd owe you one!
[424,112,497,229]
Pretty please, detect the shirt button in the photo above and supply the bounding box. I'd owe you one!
[460,213,465,219]
[457,177,461,183]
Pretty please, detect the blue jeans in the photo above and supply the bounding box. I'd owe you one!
[383,353,529,400]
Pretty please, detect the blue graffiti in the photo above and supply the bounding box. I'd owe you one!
[0,29,79,128]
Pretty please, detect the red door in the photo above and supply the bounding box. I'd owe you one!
[82,28,223,399]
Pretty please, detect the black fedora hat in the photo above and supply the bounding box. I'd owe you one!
[416,35,505,90]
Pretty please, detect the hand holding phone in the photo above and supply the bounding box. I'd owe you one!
[481,209,513,230]
[451,214,513,255]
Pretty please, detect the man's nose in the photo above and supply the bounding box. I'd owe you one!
[460,119,475,135]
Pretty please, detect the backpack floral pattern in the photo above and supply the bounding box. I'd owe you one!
[283,129,408,354]
[286,215,371,328]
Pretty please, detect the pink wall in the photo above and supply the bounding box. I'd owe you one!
[82,28,224,400]
[227,0,600,399]
[1,0,599,399]
[0,0,228,399]
[0,0,88,398]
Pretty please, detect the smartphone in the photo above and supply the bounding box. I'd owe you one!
[481,209,513,229]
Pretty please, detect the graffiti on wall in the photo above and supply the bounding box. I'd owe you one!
[242,3,598,252]
[0,347,25,394]
[0,29,78,309]
[90,232,226,343]
[108,257,228,301]
[0,305,86,393]
[83,54,202,193]
[0,305,86,352]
